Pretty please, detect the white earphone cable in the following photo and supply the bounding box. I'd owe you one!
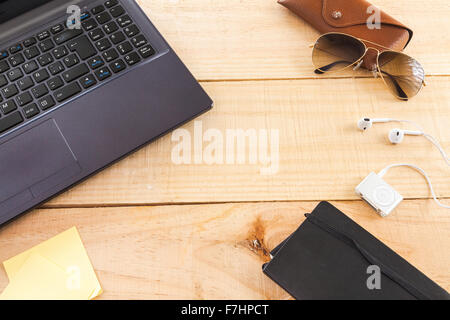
[378,164,450,209]
[388,119,449,166]
[423,133,450,166]
[388,119,424,131]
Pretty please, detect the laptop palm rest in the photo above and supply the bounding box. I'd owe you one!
[0,119,81,211]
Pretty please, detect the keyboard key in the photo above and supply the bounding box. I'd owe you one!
[105,0,118,8]
[23,60,39,74]
[67,35,97,60]
[92,5,105,14]
[54,29,83,45]
[95,38,112,51]
[81,12,91,21]
[117,15,132,28]
[16,92,32,106]
[95,12,111,24]
[0,75,7,88]
[66,18,77,29]
[24,46,40,59]
[80,74,97,89]
[37,30,50,41]
[117,41,132,55]
[38,95,56,110]
[89,28,105,41]
[31,84,48,98]
[23,37,37,47]
[23,103,40,119]
[9,43,23,54]
[110,59,126,73]
[0,112,23,134]
[17,76,34,90]
[103,21,118,34]
[124,52,140,66]
[110,5,125,18]
[7,68,23,81]
[62,63,89,82]
[102,48,118,62]
[51,24,64,34]
[48,61,65,75]
[138,44,155,59]
[2,84,18,99]
[0,99,17,114]
[94,67,111,81]
[33,69,50,83]
[38,38,55,52]
[124,24,139,38]
[37,53,54,66]
[110,31,125,45]
[8,53,25,67]
[0,60,10,73]
[52,46,68,59]
[63,54,79,68]
[47,76,64,90]
[87,56,104,69]
[0,50,8,60]
[54,82,81,102]
[82,18,98,32]
[131,35,147,48]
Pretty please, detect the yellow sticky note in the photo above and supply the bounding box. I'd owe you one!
[0,253,87,300]
[3,227,102,299]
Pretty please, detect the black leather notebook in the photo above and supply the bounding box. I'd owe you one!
[263,201,450,300]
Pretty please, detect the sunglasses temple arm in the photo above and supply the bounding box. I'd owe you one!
[314,60,352,74]
[378,69,408,100]
[315,60,410,100]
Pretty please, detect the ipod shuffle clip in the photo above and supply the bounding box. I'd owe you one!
[355,172,403,217]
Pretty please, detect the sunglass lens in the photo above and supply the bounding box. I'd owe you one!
[377,51,425,100]
[312,33,366,74]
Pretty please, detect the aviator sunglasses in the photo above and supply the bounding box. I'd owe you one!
[311,32,426,100]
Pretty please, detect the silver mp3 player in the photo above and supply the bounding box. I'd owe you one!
[355,172,403,217]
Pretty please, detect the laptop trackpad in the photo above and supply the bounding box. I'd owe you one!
[0,119,81,204]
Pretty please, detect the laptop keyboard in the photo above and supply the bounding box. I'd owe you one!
[0,0,155,136]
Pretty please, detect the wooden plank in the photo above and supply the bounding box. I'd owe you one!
[45,76,450,207]
[136,0,450,80]
[1,200,448,299]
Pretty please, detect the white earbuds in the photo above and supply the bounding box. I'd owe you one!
[357,118,423,142]
[357,118,391,131]
[388,129,423,144]
[358,117,449,166]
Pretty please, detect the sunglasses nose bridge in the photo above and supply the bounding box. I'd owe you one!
[362,47,380,71]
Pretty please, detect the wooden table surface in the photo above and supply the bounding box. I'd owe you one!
[1,0,449,299]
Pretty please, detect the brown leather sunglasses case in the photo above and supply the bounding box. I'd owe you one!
[278,0,413,69]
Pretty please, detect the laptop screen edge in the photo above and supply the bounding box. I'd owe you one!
[0,0,86,44]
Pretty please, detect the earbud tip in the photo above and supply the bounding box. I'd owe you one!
[357,118,372,131]
[389,129,404,144]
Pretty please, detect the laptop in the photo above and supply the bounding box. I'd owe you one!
[0,0,213,226]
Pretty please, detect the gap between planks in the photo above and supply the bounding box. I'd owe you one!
[39,197,450,210]
[197,74,450,84]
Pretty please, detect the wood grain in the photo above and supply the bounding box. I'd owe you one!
[137,0,450,80]
[1,200,448,299]
[1,0,449,301]
[45,76,450,207]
